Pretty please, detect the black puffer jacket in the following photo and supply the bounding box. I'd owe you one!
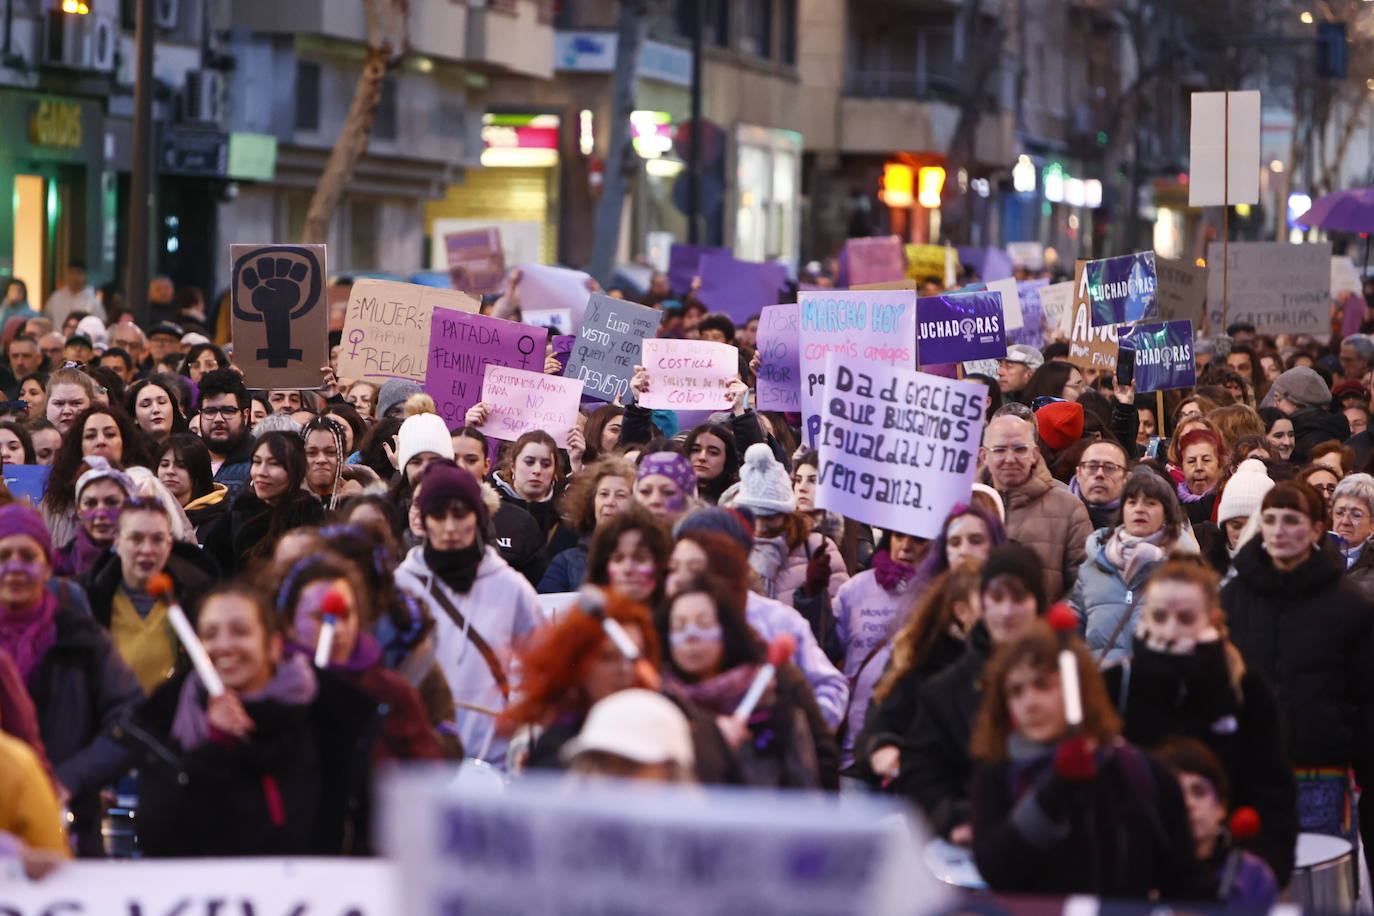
[203,489,327,574]
[893,623,993,835]
[1104,637,1298,885]
[1289,407,1350,465]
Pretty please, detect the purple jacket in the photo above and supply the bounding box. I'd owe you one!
[832,569,918,767]
[745,592,848,730]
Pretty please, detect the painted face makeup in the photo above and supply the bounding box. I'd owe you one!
[668,623,722,647]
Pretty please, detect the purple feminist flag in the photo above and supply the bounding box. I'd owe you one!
[916,291,1009,365]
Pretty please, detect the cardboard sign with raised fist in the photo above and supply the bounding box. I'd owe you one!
[230,244,329,389]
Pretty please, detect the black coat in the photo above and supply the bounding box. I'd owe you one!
[123,667,380,857]
[1290,407,1350,465]
[893,623,993,835]
[80,540,216,632]
[27,604,142,856]
[971,743,1213,899]
[1103,638,1298,885]
[203,489,326,574]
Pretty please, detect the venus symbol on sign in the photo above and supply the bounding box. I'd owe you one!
[232,246,323,368]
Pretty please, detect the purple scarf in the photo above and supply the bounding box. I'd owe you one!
[1175,479,1211,505]
[665,664,761,718]
[0,590,58,680]
[287,631,383,674]
[872,549,916,593]
[170,653,318,751]
[54,525,113,578]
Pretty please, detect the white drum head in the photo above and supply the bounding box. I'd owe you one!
[1295,832,1354,868]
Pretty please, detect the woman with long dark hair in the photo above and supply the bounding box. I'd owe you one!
[126,374,189,448]
[154,433,227,541]
[684,422,740,505]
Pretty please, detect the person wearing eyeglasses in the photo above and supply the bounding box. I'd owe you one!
[1334,474,1374,599]
[978,413,1093,602]
[1073,440,1131,530]
[196,369,255,499]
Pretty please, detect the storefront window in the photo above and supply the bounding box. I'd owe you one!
[733,125,801,265]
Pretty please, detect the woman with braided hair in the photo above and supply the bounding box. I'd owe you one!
[301,415,346,510]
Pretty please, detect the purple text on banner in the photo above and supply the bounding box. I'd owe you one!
[425,307,548,426]
[481,364,584,447]
[638,338,739,410]
[668,243,729,296]
[844,236,906,287]
[1087,251,1159,327]
[797,289,917,447]
[1119,319,1196,393]
[756,304,801,411]
[815,353,987,537]
[916,291,1009,365]
[695,252,786,324]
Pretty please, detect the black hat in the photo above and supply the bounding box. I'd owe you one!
[148,322,184,340]
[980,543,1047,616]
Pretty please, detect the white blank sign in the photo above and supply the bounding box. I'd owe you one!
[1189,90,1261,207]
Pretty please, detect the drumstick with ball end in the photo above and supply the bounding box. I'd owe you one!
[1218,807,1262,900]
[314,589,347,668]
[147,573,224,698]
[732,634,797,722]
[578,585,662,691]
[1046,603,1084,728]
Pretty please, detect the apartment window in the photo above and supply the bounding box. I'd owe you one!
[779,0,796,65]
[740,0,771,58]
[295,61,321,132]
[374,76,398,141]
[705,0,729,48]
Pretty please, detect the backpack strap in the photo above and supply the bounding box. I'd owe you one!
[426,579,510,702]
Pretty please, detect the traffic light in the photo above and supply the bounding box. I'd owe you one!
[1317,22,1347,79]
[879,163,914,208]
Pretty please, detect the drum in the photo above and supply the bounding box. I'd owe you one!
[923,837,987,890]
[1290,832,1355,913]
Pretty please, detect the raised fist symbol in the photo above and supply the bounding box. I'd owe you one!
[232,246,322,368]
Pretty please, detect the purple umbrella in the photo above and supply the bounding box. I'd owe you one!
[1297,187,1374,270]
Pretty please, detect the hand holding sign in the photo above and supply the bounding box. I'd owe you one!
[480,365,583,447]
[637,339,739,410]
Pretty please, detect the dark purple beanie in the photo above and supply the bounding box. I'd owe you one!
[416,461,489,528]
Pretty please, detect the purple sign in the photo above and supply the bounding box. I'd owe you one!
[1009,278,1050,350]
[668,243,729,296]
[958,247,1015,282]
[756,304,800,411]
[845,236,906,286]
[916,291,1009,365]
[1087,251,1159,327]
[695,252,785,324]
[1119,319,1195,393]
[425,307,548,425]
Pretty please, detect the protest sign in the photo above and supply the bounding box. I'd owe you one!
[1119,320,1196,393]
[1190,90,1261,207]
[536,592,579,621]
[798,289,917,447]
[1085,251,1159,327]
[482,364,583,446]
[815,354,986,537]
[756,303,801,411]
[230,243,329,388]
[523,308,573,334]
[916,291,1008,365]
[425,308,548,425]
[516,263,593,327]
[986,276,1023,330]
[695,251,786,324]
[339,279,479,385]
[845,235,906,286]
[959,246,1014,282]
[383,770,942,916]
[3,463,49,505]
[668,242,729,294]
[1008,278,1050,349]
[444,227,505,295]
[1038,280,1075,340]
[906,243,956,286]
[1155,257,1208,325]
[638,338,739,410]
[565,293,659,402]
[962,358,1001,379]
[1067,261,1119,374]
[1333,256,1363,297]
[1205,241,1330,336]
[0,858,399,915]
[1007,240,1045,270]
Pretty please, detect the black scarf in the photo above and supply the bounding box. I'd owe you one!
[424,541,484,594]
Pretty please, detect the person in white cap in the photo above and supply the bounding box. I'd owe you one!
[1216,458,1274,561]
[731,443,847,607]
[999,344,1044,400]
[394,411,455,486]
[562,689,696,783]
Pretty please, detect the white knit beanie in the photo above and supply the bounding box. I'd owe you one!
[1217,458,1274,525]
[734,443,796,515]
[396,413,455,471]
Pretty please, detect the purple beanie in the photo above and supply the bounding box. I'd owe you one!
[636,451,697,498]
[0,504,52,561]
[416,461,489,528]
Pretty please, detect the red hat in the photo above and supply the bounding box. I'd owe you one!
[1332,380,1370,402]
[1036,401,1084,451]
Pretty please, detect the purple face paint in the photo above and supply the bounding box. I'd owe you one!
[0,560,46,582]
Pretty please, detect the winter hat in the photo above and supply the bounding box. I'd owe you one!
[561,689,695,769]
[1271,367,1331,410]
[970,483,1006,523]
[1217,458,1274,525]
[734,443,797,515]
[980,543,1047,615]
[1003,344,1044,371]
[377,378,424,419]
[675,506,755,553]
[636,451,697,498]
[0,504,52,561]
[75,315,107,351]
[396,413,455,471]
[416,461,489,528]
[1332,380,1370,405]
[75,456,136,503]
[1035,400,1084,451]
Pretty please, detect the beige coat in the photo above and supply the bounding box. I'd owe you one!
[996,460,1094,602]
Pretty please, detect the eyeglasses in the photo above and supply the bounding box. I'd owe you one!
[987,445,1033,457]
[1334,507,1368,522]
[1078,461,1126,477]
[200,405,245,418]
[1311,482,1338,495]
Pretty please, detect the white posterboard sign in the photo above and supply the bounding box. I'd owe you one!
[1205,241,1331,337]
[1189,90,1261,207]
[383,770,948,916]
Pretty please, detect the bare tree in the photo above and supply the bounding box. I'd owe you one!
[301,0,409,244]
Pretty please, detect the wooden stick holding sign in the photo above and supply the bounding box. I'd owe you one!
[230,244,329,389]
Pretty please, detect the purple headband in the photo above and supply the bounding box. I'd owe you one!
[636,451,697,497]
[0,504,52,561]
